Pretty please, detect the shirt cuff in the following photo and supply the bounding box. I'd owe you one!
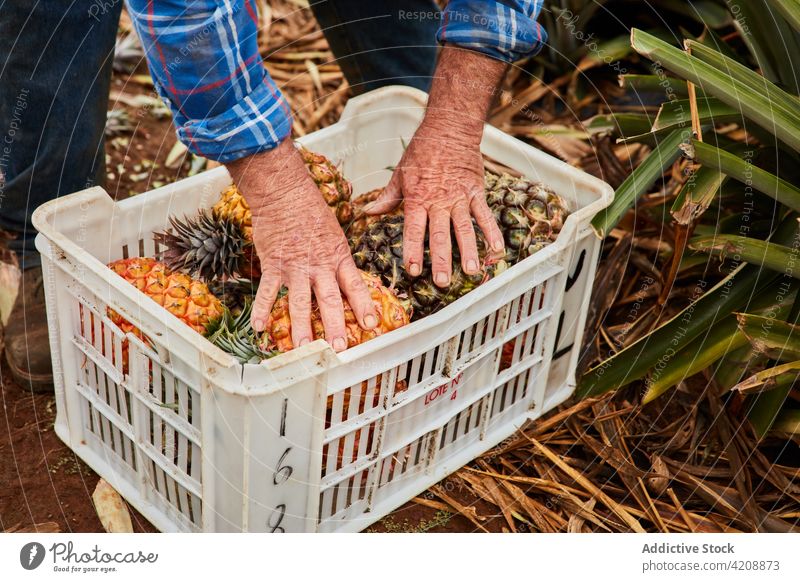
[173,73,293,163]
[436,0,548,63]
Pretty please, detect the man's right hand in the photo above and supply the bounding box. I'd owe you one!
[224,139,379,352]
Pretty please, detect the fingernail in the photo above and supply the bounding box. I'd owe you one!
[253,318,265,332]
[434,272,449,287]
[333,337,347,352]
[299,338,310,347]
[364,314,379,329]
[466,259,479,273]
[492,239,505,252]
[409,263,421,277]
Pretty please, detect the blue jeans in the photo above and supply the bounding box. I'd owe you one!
[0,0,122,269]
[310,1,439,94]
[0,0,439,268]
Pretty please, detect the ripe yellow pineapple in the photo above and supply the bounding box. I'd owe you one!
[261,271,411,353]
[107,258,223,369]
[109,257,223,333]
[214,184,252,237]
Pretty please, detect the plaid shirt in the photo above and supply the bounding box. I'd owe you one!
[127,0,547,163]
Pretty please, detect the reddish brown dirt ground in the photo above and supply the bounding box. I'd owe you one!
[0,361,157,533]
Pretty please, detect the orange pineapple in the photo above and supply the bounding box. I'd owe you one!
[261,271,410,353]
[107,258,223,369]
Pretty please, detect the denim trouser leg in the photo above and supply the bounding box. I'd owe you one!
[309,0,440,94]
[0,1,121,269]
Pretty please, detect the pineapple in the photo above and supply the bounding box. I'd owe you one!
[350,215,507,319]
[154,211,260,281]
[157,146,353,281]
[261,271,410,353]
[212,146,354,238]
[345,187,403,238]
[206,300,274,364]
[207,277,259,313]
[214,184,252,237]
[484,172,570,262]
[108,257,223,334]
[348,173,569,319]
[107,257,223,369]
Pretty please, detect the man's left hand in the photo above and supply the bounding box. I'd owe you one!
[365,46,507,288]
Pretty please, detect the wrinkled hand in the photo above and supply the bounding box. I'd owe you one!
[364,45,507,287]
[366,122,505,286]
[225,139,378,352]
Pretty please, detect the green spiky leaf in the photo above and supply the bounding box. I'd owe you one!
[690,235,800,279]
[631,29,800,151]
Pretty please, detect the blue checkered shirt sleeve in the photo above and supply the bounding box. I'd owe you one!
[437,0,548,63]
[126,0,293,163]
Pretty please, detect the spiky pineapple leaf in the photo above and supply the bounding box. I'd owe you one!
[207,301,272,364]
[690,26,746,63]
[685,40,800,114]
[732,360,800,394]
[670,165,727,225]
[652,97,740,131]
[766,0,800,32]
[684,140,800,212]
[722,0,800,92]
[583,113,655,138]
[630,29,800,151]
[641,282,796,402]
[737,313,800,360]
[591,128,691,237]
[690,235,800,279]
[619,74,690,98]
[578,216,800,398]
[642,317,747,404]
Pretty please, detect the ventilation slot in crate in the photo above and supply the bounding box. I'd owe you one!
[499,322,545,373]
[438,396,487,452]
[325,372,386,429]
[394,344,447,400]
[377,432,431,488]
[321,421,379,479]
[83,398,137,473]
[455,308,505,364]
[318,465,372,524]
[490,366,536,422]
[120,236,159,262]
[142,361,201,488]
[509,281,549,328]
[144,456,202,529]
[73,299,137,474]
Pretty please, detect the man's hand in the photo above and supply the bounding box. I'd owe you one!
[365,46,507,287]
[225,139,379,352]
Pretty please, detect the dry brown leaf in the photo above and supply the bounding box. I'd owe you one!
[92,479,133,533]
[647,454,671,497]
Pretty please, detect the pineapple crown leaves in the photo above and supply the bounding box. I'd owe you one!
[154,210,252,281]
[207,300,275,364]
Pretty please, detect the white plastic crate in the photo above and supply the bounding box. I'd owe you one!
[33,86,612,532]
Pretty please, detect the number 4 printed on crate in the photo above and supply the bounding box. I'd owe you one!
[425,373,463,406]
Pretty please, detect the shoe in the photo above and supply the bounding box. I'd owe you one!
[3,266,54,392]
